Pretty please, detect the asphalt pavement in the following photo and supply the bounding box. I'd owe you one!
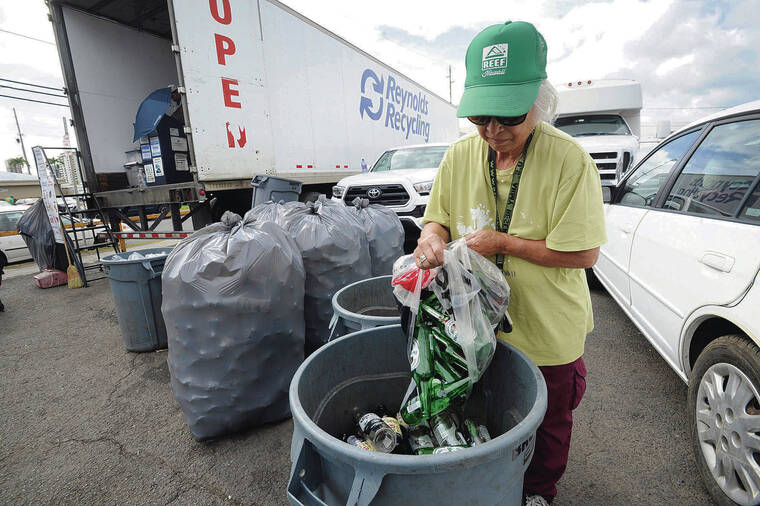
[0,265,714,505]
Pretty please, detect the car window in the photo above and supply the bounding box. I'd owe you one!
[372,150,395,172]
[0,211,25,232]
[371,147,448,172]
[554,114,631,136]
[663,119,760,218]
[618,130,700,207]
[739,186,760,221]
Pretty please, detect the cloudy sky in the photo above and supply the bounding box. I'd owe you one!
[0,0,757,174]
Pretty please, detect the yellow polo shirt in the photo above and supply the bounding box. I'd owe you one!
[422,121,606,366]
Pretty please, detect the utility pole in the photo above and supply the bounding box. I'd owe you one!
[446,65,454,104]
[12,107,30,174]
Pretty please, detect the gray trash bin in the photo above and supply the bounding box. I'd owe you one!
[251,174,303,208]
[101,247,173,352]
[288,324,547,506]
[329,275,400,340]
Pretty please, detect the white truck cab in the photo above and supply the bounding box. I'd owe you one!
[332,143,450,250]
[554,79,642,182]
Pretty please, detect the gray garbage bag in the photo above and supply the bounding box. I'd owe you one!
[350,197,404,276]
[246,200,287,223]
[162,211,305,441]
[257,197,371,354]
[16,200,67,271]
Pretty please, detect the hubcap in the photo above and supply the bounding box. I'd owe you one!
[696,362,760,505]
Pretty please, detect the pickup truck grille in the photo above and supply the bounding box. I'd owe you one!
[344,184,410,206]
[589,149,635,181]
[590,152,617,160]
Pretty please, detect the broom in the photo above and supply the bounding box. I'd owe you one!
[59,219,83,289]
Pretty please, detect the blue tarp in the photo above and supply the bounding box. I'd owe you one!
[132,87,172,142]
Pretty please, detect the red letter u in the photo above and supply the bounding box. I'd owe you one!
[209,0,231,25]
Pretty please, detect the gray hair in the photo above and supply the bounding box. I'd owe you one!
[533,79,558,124]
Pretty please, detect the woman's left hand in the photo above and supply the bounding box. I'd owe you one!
[465,230,509,258]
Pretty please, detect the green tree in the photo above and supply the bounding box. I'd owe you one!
[6,156,27,170]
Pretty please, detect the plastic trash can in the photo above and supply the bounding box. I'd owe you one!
[288,324,547,506]
[251,174,303,208]
[329,275,399,340]
[101,247,173,352]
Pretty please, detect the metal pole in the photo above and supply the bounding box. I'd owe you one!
[447,65,453,104]
[12,107,30,173]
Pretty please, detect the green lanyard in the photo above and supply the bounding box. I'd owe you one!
[488,130,534,271]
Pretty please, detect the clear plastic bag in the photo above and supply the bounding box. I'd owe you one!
[392,238,510,383]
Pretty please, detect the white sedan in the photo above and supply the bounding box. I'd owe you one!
[593,100,760,505]
[0,205,32,262]
[0,205,101,263]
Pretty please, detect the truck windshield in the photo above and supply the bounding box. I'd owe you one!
[554,115,631,137]
[372,146,449,172]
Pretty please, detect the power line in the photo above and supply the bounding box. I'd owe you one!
[0,94,69,107]
[0,85,66,99]
[0,78,63,92]
[0,28,55,45]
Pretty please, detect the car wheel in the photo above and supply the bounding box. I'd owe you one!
[688,334,760,506]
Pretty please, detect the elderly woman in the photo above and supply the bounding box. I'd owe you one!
[415,21,606,506]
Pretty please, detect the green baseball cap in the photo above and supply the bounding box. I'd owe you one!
[457,21,547,118]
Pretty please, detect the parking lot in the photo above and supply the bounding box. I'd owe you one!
[0,263,713,505]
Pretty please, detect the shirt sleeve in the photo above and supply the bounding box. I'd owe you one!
[421,147,452,227]
[545,146,607,252]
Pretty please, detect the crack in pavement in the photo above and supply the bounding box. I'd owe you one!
[107,354,140,405]
[53,436,235,503]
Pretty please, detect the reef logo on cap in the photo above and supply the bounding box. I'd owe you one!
[481,43,508,77]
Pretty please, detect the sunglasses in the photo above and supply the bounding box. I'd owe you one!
[468,113,528,127]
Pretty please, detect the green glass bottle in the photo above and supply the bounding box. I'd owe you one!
[415,445,469,455]
[399,376,471,425]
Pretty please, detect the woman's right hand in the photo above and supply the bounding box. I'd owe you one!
[414,233,446,269]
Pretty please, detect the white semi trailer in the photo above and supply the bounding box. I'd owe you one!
[554,79,642,182]
[48,0,457,229]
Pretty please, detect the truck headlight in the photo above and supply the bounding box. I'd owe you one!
[413,181,434,195]
[332,185,345,198]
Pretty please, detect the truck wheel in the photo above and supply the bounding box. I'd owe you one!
[688,334,760,506]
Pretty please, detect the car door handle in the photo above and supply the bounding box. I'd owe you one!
[700,252,735,273]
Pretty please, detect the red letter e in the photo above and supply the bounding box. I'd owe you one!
[221,78,241,108]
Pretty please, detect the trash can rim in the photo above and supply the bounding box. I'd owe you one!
[331,275,399,324]
[100,247,173,265]
[288,324,548,471]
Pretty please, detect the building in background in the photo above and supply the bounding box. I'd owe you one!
[4,159,26,174]
[61,151,81,187]
[0,171,41,200]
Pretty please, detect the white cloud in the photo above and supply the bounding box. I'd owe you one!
[655,54,696,77]
[0,0,68,172]
[0,0,757,169]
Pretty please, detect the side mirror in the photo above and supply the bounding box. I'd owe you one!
[601,181,616,204]
[602,186,612,203]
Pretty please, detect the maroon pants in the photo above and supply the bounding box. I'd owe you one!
[523,357,587,503]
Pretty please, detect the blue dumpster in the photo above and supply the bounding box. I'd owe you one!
[288,324,547,505]
[101,247,172,352]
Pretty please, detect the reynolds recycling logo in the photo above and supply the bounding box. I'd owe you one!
[482,43,508,77]
[359,68,431,142]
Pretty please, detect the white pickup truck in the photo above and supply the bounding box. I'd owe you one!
[332,143,450,251]
[554,79,642,182]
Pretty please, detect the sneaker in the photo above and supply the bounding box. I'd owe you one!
[525,495,550,506]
